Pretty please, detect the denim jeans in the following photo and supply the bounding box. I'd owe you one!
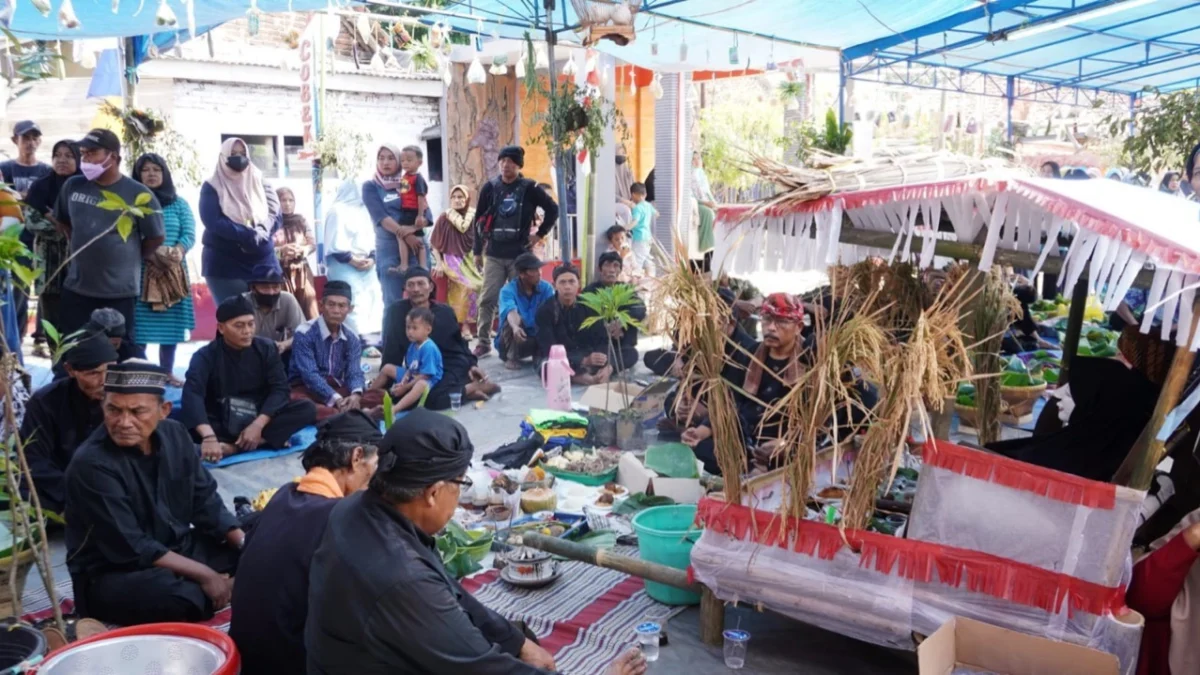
[205,277,250,305]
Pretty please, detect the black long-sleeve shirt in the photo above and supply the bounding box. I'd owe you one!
[535,296,607,371]
[472,176,559,260]
[182,337,290,431]
[380,300,476,382]
[306,491,546,674]
[20,377,104,513]
[230,483,340,675]
[64,419,239,578]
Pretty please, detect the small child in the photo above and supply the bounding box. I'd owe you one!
[388,145,432,275]
[376,307,443,412]
[629,182,656,277]
[604,224,632,282]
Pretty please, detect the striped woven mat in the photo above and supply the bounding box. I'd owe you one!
[461,546,684,675]
[21,546,682,675]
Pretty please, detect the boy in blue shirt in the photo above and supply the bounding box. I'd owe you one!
[380,307,443,411]
[629,182,656,277]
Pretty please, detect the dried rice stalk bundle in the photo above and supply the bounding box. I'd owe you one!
[744,150,1000,213]
[966,266,1021,446]
[763,283,889,523]
[651,231,746,499]
[842,274,977,530]
[834,260,928,336]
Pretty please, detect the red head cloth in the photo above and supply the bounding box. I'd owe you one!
[760,292,803,322]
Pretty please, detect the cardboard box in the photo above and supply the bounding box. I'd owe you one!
[918,617,1118,675]
[579,379,674,423]
[617,452,705,504]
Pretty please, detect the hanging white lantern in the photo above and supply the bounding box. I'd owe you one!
[650,72,664,100]
[489,54,508,76]
[442,62,453,87]
[562,53,577,76]
[58,0,80,29]
[534,44,549,70]
[30,0,51,18]
[155,0,178,27]
[516,41,528,79]
[467,55,486,84]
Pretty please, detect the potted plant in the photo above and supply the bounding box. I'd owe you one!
[579,283,646,450]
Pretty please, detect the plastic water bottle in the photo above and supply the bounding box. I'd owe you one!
[541,344,575,411]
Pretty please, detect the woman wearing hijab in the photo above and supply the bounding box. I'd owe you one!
[430,185,478,331]
[230,410,380,675]
[199,137,280,303]
[325,179,384,337]
[1159,172,1182,195]
[133,153,195,381]
[274,187,318,320]
[23,139,79,356]
[361,142,426,309]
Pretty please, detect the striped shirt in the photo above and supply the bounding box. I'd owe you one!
[133,197,196,344]
[289,317,364,405]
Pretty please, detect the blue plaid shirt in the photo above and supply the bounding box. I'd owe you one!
[289,316,365,405]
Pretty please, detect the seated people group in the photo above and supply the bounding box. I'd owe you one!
[182,294,317,462]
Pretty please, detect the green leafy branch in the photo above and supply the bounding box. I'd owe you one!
[579,283,645,411]
[523,34,629,162]
[0,26,63,104]
[1102,88,1200,176]
[44,189,159,289]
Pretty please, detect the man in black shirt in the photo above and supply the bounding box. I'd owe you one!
[182,295,316,462]
[471,145,559,358]
[583,251,645,372]
[682,292,805,475]
[21,331,117,516]
[305,409,646,675]
[535,264,611,385]
[65,360,244,626]
[376,267,498,408]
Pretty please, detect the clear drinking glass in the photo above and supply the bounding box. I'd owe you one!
[723,629,750,669]
[449,392,462,411]
[635,622,661,662]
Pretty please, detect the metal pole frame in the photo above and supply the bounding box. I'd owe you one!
[544,0,572,264]
[837,53,847,126]
[1005,75,1015,144]
[1128,92,1137,138]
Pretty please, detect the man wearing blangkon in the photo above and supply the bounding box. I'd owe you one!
[305,408,646,675]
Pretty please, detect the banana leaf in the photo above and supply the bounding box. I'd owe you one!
[644,443,700,479]
[613,493,674,516]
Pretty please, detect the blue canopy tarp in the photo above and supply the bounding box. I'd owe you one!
[2,0,339,40]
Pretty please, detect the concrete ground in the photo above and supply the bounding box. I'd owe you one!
[21,338,922,674]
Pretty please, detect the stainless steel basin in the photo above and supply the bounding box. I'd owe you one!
[37,635,227,675]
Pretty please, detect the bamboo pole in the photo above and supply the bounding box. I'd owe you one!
[833,226,1155,289]
[1114,297,1200,490]
[1057,274,1090,387]
[700,586,724,646]
[520,533,699,592]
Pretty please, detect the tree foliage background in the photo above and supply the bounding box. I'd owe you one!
[1105,89,1200,175]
